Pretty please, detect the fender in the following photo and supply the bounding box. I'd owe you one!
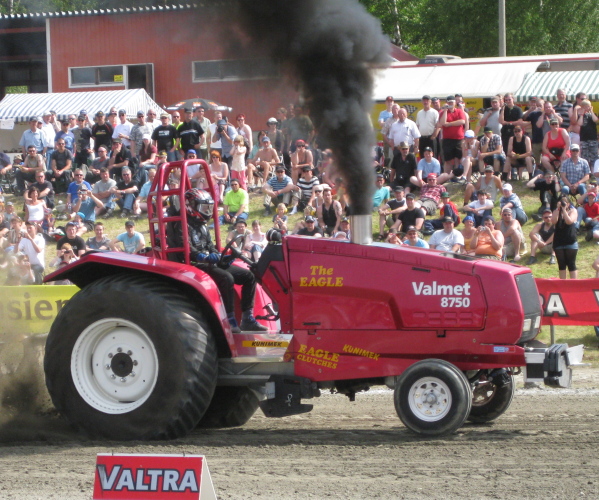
[44,251,239,356]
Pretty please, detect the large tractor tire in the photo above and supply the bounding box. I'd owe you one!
[468,374,515,424]
[44,275,218,440]
[197,386,260,428]
[395,359,472,437]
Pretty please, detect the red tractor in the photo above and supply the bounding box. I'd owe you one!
[43,160,578,440]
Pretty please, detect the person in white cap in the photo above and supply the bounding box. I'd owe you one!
[460,129,479,182]
[499,183,527,225]
[266,117,284,154]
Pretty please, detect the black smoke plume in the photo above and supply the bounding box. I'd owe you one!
[233,0,390,215]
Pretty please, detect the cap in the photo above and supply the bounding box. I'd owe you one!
[484,165,494,172]
[502,183,513,191]
[422,95,431,100]
[142,133,151,140]
[112,138,122,144]
[406,225,417,232]
[261,136,270,142]
[160,112,169,118]
[77,114,86,121]
[455,93,463,98]
[275,165,286,172]
[60,119,69,126]
[80,109,87,115]
[423,146,433,153]
[483,126,493,133]
[399,141,409,149]
[302,165,312,171]
[42,110,51,116]
[442,216,454,223]
[6,201,13,206]
[295,139,306,147]
[183,107,193,113]
[406,193,416,199]
[340,216,350,223]
[587,192,596,198]
[502,207,513,214]
[441,191,450,198]
[376,173,385,179]
[13,154,22,161]
[571,143,580,150]
[44,208,52,215]
[78,186,88,192]
[464,130,475,138]
[95,110,104,117]
[267,117,278,124]
[125,220,135,228]
[75,212,85,219]
[393,186,405,192]
[66,221,77,227]
[427,172,437,179]
[35,116,43,122]
[137,110,145,117]
[118,109,127,115]
[550,118,559,124]
[446,95,455,101]
[186,149,197,155]
[431,97,439,102]
[194,106,205,112]
[158,150,167,157]
[463,215,475,223]
[305,216,316,223]
[236,114,245,120]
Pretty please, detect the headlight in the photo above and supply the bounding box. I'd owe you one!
[534,315,541,330]
[522,318,531,332]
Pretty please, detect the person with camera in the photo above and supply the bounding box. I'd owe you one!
[49,243,78,285]
[184,188,267,333]
[16,220,45,284]
[211,116,236,166]
[470,215,504,260]
[552,194,579,279]
[56,220,86,257]
[5,252,35,286]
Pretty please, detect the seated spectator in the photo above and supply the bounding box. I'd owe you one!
[48,138,73,193]
[86,145,109,184]
[73,186,103,232]
[139,134,157,168]
[499,183,527,225]
[225,219,251,249]
[248,136,281,190]
[24,187,47,224]
[317,186,343,236]
[296,215,323,237]
[527,170,560,220]
[290,139,313,183]
[262,165,297,216]
[541,118,570,172]
[496,207,526,262]
[56,221,86,257]
[372,173,391,210]
[41,208,56,238]
[290,165,319,216]
[378,185,406,240]
[94,167,117,219]
[463,165,503,206]
[428,191,460,230]
[110,219,145,254]
[86,221,111,250]
[333,216,351,240]
[5,252,35,286]
[66,168,92,207]
[460,130,479,182]
[581,191,599,241]
[393,192,425,234]
[417,174,448,233]
[136,167,156,214]
[244,220,268,260]
[428,217,464,252]
[461,190,494,226]
[460,216,476,255]
[528,209,556,264]
[470,215,504,260]
[389,141,417,191]
[478,126,506,175]
[26,171,54,209]
[16,220,45,284]
[0,212,9,249]
[3,216,23,253]
[560,143,590,196]
[506,126,533,181]
[402,225,429,248]
[409,147,449,187]
[107,139,131,180]
[16,145,45,195]
[272,203,288,234]
[110,167,139,219]
[219,179,249,226]
[4,201,16,222]
[386,230,402,245]
[49,242,78,284]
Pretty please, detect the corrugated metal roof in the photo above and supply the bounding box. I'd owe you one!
[0,88,163,122]
[515,70,599,102]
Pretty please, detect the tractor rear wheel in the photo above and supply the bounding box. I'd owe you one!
[44,275,217,440]
[197,386,260,428]
[468,374,515,423]
[395,359,472,436]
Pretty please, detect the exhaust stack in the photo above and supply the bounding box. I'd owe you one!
[350,214,372,245]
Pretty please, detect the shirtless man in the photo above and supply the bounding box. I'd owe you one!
[290,139,314,183]
[248,136,281,188]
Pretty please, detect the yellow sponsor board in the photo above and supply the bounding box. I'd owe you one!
[241,340,289,348]
[0,285,78,336]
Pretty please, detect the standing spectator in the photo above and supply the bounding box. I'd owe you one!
[16,145,45,196]
[554,88,573,130]
[40,111,56,165]
[130,111,152,157]
[235,114,253,153]
[145,109,158,134]
[286,104,314,152]
[49,138,73,193]
[139,134,157,168]
[460,130,480,181]
[523,97,545,165]
[72,115,93,170]
[569,92,587,145]
[428,217,464,252]
[19,117,46,158]
[209,111,223,156]
[110,219,145,254]
[499,183,527,225]
[378,96,394,161]
[388,107,420,156]
[416,95,439,158]
[106,107,119,129]
[112,109,133,150]
[499,93,523,155]
[54,119,75,153]
[193,107,212,160]
[527,170,560,220]
[470,215,504,260]
[506,126,533,180]
[528,209,556,264]
[552,195,579,279]
[152,112,178,161]
[266,117,284,156]
[541,118,570,172]
[477,97,502,135]
[497,208,525,262]
[438,95,466,174]
[211,117,236,166]
[390,141,417,191]
[576,99,599,168]
[560,143,590,196]
[229,135,248,190]
[381,104,400,157]
[91,111,113,154]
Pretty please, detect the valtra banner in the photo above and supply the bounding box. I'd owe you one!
[93,454,216,499]
[536,278,599,326]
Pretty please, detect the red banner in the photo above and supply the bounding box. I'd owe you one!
[536,278,599,326]
[93,454,216,499]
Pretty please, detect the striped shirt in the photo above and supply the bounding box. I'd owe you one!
[267,174,293,192]
[296,176,319,199]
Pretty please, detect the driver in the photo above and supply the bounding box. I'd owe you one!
[184,188,267,333]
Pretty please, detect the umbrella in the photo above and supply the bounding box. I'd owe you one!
[165,98,232,113]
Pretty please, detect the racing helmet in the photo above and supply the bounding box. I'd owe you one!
[185,188,214,223]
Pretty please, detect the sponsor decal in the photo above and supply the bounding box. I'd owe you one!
[242,340,289,348]
[296,343,338,369]
[493,346,509,353]
[342,344,380,361]
[412,281,472,307]
[299,266,343,287]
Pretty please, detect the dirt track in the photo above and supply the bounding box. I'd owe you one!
[0,368,599,500]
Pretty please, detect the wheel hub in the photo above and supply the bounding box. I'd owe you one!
[110,352,134,378]
[408,377,453,422]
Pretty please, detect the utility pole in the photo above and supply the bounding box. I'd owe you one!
[498,0,506,56]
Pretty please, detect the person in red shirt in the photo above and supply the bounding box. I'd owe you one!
[438,95,467,175]
[582,191,599,241]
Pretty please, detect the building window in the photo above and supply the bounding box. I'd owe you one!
[192,59,278,82]
[70,65,125,87]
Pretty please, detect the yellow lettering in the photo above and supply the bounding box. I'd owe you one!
[317,277,326,286]
[299,344,307,354]
[310,266,319,275]
[306,347,316,356]
[326,267,333,275]
[315,349,323,358]
[335,277,343,287]
[300,277,308,286]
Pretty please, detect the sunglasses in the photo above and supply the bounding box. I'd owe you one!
[297,145,305,147]
[75,174,83,177]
